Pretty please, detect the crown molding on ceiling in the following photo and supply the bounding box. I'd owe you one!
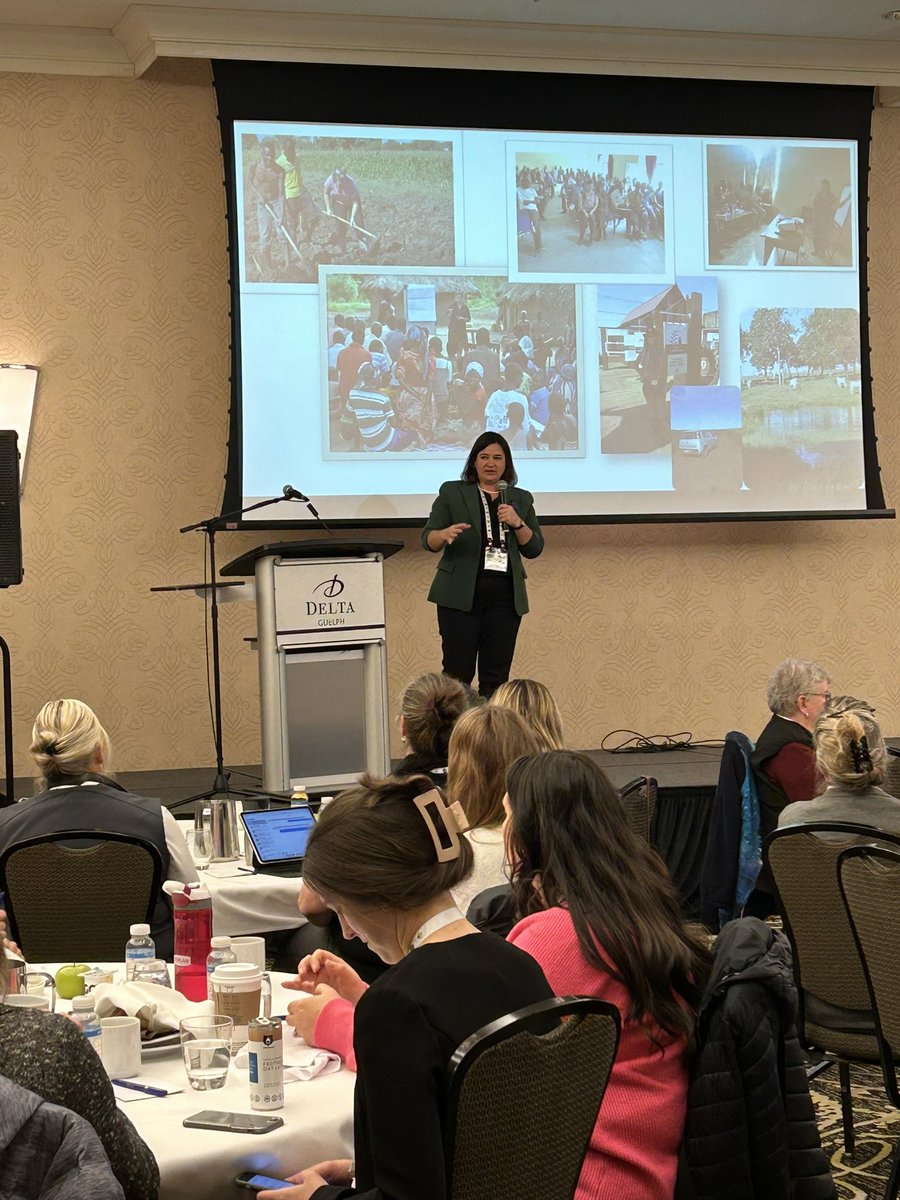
[111,6,900,85]
[1,6,899,86]
[0,24,133,76]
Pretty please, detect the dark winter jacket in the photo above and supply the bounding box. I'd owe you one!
[0,1075,125,1200]
[701,732,762,929]
[682,918,835,1200]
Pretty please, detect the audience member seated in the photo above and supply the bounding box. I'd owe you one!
[502,751,707,1200]
[444,705,539,916]
[462,327,502,394]
[0,699,193,959]
[261,773,552,1200]
[0,927,159,1200]
[394,672,469,786]
[746,658,830,918]
[780,703,900,834]
[489,677,565,751]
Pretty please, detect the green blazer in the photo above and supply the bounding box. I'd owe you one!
[421,480,544,616]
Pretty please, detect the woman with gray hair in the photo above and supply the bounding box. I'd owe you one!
[780,706,900,834]
[746,658,831,916]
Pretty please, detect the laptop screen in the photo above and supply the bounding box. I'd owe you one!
[240,806,316,864]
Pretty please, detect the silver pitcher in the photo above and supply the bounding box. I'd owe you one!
[4,955,56,1010]
[196,794,241,863]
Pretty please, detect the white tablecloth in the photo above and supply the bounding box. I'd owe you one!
[203,868,305,938]
[43,966,355,1200]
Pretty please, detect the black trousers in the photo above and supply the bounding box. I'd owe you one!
[437,574,521,699]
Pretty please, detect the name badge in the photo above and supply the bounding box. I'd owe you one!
[483,546,508,573]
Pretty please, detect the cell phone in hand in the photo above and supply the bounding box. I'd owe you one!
[235,1171,293,1190]
[182,1110,285,1134]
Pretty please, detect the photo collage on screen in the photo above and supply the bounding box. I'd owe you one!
[235,123,864,514]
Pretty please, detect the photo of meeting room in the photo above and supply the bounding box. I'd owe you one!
[240,132,457,285]
[598,276,719,455]
[740,306,864,499]
[509,146,673,282]
[706,141,854,269]
[321,267,580,457]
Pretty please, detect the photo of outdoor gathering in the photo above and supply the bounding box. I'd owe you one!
[321,269,580,456]
[511,147,671,279]
[706,140,854,268]
[240,132,457,285]
[740,306,864,497]
[597,277,719,455]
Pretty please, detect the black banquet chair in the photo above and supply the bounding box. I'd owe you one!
[0,829,163,961]
[445,995,620,1200]
[619,775,657,845]
[839,844,900,1200]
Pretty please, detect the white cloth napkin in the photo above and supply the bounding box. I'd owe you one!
[233,1039,341,1083]
[92,981,214,1034]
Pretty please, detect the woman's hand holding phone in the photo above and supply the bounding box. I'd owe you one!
[257,1159,352,1199]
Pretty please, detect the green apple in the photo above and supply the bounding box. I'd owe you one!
[55,963,91,1000]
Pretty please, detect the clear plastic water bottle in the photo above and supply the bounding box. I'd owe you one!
[125,923,156,981]
[72,994,103,1056]
[206,935,237,1000]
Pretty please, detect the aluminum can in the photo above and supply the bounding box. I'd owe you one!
[248,1016,284,1111]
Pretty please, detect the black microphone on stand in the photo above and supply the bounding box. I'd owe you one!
[282,483,334,535]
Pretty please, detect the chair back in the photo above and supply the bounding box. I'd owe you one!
[0,829,163,960]
[446,995,620,1200]
[619,775,657,844]
[839,844,900,1105]
[765,823,900,1032]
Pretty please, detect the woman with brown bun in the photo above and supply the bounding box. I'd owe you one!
[258,773,552,1200]
[394,672,469,787]
[489,677,565,751]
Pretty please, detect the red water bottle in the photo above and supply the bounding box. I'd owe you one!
[162,881,212,1001]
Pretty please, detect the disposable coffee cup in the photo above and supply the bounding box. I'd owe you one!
[229,936,266,973]
[210,963,271,1048]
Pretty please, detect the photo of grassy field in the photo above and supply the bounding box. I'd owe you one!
[241,135,456,285]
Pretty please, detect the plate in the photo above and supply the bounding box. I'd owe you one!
[140,1030,181,1058]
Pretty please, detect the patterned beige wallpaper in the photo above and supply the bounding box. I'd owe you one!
[0,72,896,774]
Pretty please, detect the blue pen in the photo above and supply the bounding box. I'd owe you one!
[112,1079,167,1097]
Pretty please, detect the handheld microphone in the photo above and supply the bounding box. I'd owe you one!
[283,484,310,502]
[497,479,508,499]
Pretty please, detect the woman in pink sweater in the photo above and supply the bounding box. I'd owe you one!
[502,750,709,1200]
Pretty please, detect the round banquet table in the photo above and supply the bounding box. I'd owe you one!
[41,964,355,1200]
[201,865,305,938]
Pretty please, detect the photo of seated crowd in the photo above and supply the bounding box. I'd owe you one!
[240,133,456,285]
[513,149,669,276]
[323,271,580,455]
[706,141,854,268]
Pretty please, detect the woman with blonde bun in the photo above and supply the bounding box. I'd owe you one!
[779,705,900,833]
[0,699,194,957]
[489,677,565,751]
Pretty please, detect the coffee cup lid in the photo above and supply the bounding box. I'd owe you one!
[211,962,261,980]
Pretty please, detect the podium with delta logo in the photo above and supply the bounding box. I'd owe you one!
[221,541,403,793]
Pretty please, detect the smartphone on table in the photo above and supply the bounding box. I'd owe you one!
[235,1171,293,1190]
[182,1110,284,1135]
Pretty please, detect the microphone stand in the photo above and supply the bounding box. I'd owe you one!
[171,492,308,812]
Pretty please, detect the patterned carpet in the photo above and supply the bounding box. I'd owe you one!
[811,1060,899,1199]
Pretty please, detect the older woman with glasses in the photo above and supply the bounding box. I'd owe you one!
[745,657,831,917]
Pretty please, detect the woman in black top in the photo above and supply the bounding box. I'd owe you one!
[259,772,552,1200]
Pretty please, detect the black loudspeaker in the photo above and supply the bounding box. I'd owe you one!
[0,432,23,588]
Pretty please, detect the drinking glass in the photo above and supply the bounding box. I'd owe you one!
[180,1015,234,1090]
[131,958,172,988]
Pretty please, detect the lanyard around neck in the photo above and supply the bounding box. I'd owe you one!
[478,486,506,548]
[410,905,463,950]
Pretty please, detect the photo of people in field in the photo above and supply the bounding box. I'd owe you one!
[510,146,673,281]
[322,269,579,457]
[241,133,457,285]
[706,141,854,269]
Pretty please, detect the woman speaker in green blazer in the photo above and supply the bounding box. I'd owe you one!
[421,431,543,698]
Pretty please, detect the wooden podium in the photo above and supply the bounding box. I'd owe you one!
[221,540,403,793]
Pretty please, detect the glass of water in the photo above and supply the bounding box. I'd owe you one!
[180,1016,234,1090]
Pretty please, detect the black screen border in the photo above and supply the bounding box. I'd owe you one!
[213,59,888,526]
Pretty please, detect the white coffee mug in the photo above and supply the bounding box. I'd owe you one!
[229,936,266,973]
[100,1016,141,1079]
[3,993,50,1011]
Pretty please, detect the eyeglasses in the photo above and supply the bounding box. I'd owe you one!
[803,691,832,705]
